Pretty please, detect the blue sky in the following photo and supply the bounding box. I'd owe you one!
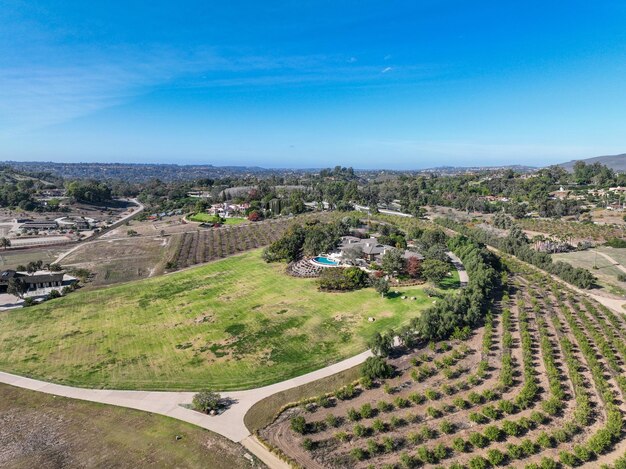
[1,1,626,169]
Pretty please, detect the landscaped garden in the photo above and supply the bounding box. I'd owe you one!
[0,249,440,391]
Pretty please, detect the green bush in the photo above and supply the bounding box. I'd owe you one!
[360,403,374,419]
[290,415,307,434]
[559,450,579,467]
[439,419,455,434]
[350,447,367,461]
[486,448,505,466]
[302,438,315,451]
[353,423,366,437]
[318,266,369,291]
[335,384,357,400]
[192,390,223,413]
[325,413,339,427]
[467,455,489,469]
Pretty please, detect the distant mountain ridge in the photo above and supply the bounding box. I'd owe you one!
[557,153,626,172]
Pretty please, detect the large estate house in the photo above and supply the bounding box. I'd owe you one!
[339,236,424,263]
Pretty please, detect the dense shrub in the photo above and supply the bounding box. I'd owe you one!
[318,266,369,291]
[361,356,395,379]
[192,391,223,413]
[436,218,595,288]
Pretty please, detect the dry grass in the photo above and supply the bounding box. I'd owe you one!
[0,383,259,469]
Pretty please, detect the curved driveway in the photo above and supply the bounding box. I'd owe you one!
[0,350,372,468]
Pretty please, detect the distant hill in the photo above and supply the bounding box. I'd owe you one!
[557,153,626,172]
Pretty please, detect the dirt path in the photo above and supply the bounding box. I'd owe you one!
[53,198,145,265]
[593,249,626,274]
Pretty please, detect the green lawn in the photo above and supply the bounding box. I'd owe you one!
[440,269,461,290]
[188,212,247,224]
[0,250,435,391]
[223,217,247,225]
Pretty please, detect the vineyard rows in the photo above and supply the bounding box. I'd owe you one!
[169,213,344,269]
[261,259,626,468]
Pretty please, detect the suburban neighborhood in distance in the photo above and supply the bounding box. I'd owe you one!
[3,2,626,469]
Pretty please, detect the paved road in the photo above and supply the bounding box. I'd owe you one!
[0,349,372,467]
[446,251,469,286]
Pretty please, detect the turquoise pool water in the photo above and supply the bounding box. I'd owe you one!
[312,256,339,266]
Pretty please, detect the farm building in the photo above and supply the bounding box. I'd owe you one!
[20,220,58,230]
[0,270,75,292]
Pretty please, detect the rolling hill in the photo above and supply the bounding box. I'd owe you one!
[557,153,626,171]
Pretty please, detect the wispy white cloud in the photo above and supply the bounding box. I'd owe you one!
[0,6,440,136]
[382,66,393,73]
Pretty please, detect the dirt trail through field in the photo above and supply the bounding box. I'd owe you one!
[593,250,626,274]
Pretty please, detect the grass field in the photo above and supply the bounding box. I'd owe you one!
[553,247,626,295]
[0,246,66,270]
[188,212,247,224]
[0,249,439,391]
[0,383,257,469]
[223,217,247,225]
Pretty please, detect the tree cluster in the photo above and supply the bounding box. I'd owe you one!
[437,218,596,289]
[263,220,348,263]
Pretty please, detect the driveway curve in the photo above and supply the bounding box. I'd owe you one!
[0,350,372,467]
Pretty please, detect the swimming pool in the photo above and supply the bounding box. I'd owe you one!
[311,256,339,266]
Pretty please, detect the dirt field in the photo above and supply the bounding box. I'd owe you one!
[0,246,67,270]
[0,383,261,469]
[61,235,174,286]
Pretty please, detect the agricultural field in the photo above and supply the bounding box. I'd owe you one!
[261,261,626,468]
[553,247,626,297]
[590,208,626,226]
[58,215,316,287]
[168,216,331,270]
[0,249,443,391]
[518,218,626,243]
[0,383,257,469]
[0,246,66,270]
